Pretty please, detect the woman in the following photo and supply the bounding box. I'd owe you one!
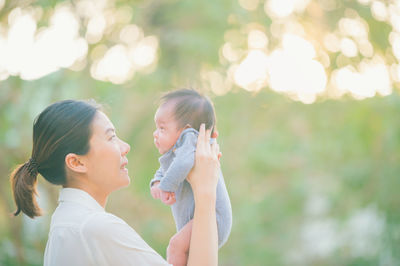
[10,99,220,265]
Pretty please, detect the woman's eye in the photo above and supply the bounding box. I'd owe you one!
[110,134,116,140]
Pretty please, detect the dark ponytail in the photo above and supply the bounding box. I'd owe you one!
[11,159,41,218]
[10,100,100,218]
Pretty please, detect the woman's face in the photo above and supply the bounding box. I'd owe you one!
[84,111,131,195]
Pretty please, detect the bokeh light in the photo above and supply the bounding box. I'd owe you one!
[0,0,398,96]
[0,1,159,84]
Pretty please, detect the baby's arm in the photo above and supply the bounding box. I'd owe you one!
[150,167,176,204]
[151,167,163,186]
[159,133,196,193]
[150,167,164,199]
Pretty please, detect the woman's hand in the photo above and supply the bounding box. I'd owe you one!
[186,124,220,198]
[186,124,219,266]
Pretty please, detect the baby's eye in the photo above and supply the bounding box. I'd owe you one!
[110,134,116,140]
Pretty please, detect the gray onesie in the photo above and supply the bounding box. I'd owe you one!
[150,128,232,247]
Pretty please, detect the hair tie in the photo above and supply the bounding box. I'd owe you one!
[27,158,39,176]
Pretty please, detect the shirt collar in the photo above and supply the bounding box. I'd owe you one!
[58,188,105,212]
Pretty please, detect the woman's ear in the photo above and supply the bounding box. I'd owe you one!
[65,153,87,174]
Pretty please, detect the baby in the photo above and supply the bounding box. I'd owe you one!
[150,89,232,266]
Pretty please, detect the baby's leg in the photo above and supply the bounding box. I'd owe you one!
[167,219,193,266]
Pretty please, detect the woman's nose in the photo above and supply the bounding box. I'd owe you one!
[153,130,158,138]
[120,140,131,156]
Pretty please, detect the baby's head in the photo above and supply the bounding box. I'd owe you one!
[153,89,216,154]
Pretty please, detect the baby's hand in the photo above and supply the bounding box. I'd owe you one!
[150,181,162,199]
[161,190,176,205]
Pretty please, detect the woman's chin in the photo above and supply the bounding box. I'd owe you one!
[115,179,130,193]
[118,171,131,187]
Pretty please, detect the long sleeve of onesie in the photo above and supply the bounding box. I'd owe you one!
[150,167,164,187]
[158,132,197,193]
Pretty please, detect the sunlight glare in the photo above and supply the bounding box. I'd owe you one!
[390,32,400,60]
[234,50,269,92]
[239,0,259,11]
[340,38,358,57]
[120,24,143,45]
[358,39,374,57]
[129,36,158,68]
[92,44,133,84]
[265,0,296,18]
[86,15,106,44]
[323,33,340,53]
[268,35,327,103]
[222,42,241,62]
[6,13,36,75]
[264,0,310,18]
[334,59,391,98]
[371,1,388,21]
[248,29,268,49]
[338,18,368,39]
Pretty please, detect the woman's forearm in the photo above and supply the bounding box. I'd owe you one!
[187,191,218,266]
[186,124,220,266]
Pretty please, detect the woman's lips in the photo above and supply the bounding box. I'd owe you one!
[120,160,128,171]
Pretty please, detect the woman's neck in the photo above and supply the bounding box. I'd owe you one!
[63,182,108,208]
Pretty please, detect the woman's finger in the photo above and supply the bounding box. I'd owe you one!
[205,127,212,143]
[210,141,218,158]
[197,124,206,152]
[205,129,212,153]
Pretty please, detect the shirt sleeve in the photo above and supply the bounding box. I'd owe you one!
[150,167,164,187]
[82,213,171,266]
[158,132,196,193]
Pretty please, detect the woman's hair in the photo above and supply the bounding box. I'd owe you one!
[10,99,101,218]
[160,89,216,134]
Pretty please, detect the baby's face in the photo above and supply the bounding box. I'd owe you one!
[153,103,183,154]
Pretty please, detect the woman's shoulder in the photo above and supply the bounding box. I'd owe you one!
[80,212,170,264]
[81,212,150,247]
[81,211,132,235]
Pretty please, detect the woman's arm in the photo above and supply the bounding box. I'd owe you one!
[186,124,220,266]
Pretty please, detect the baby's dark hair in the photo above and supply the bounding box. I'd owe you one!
[160,89,216,134]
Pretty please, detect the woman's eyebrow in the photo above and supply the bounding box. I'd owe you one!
[105,128,115,134]
[155,118,165,125]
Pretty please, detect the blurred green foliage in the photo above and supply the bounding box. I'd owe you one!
[1,0,400,265]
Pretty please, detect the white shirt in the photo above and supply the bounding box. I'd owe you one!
[44,188,170,266]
